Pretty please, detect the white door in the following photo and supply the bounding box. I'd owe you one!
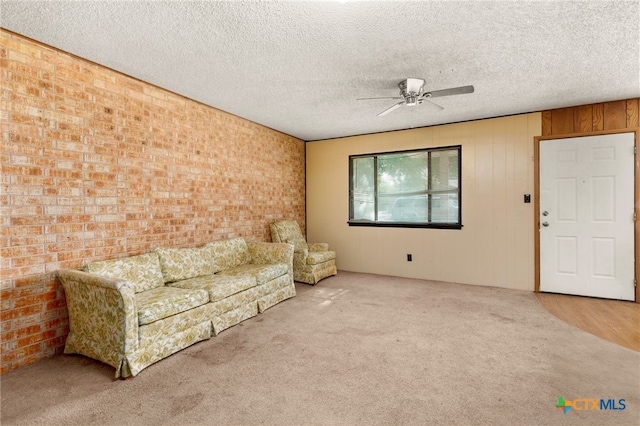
[539,132,635,301]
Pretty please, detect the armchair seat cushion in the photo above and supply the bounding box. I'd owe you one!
[167,274,256,303]
[218,263,288,285]
[306,251,336,265]
[136,287,209,326]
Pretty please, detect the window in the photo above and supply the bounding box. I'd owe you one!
[349,146,461,229]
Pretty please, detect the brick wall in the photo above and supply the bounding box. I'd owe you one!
[0,30,306,374]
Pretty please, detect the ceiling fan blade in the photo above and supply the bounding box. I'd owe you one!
[426,85,475,98]
[378,101,406,117]
[357,96,404,101]
[421,98,444,110]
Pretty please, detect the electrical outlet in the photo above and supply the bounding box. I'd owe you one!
[407,254,412,262]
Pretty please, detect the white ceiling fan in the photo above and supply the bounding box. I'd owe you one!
[357,78,474,116]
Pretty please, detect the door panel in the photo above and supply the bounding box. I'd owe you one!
[539,132,635,300]
[556,178,577,221]
[592,176,615,221]
[592,237,615,278]
[556,237,577,274]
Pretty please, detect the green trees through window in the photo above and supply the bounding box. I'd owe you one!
[349,146,461,229]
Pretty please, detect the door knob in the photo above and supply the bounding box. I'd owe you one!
[542,222,549,227]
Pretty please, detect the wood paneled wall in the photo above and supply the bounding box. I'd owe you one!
[542,98,640,136]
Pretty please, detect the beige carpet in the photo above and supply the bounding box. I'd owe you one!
[1,271,638,425]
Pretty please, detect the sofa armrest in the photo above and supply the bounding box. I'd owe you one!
[247,242,295,278]
[56,269,139,359]
[308,242,329,252]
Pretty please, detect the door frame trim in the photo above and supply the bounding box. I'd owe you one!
[534,128,640,303]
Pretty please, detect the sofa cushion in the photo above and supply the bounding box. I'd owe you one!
[154,246,216,283]
[217,263,288,285]
[85,253,165,293]
[136,287,209,325]
[205,238,251,272]
[307,250,336,265]
[168,274,256,303]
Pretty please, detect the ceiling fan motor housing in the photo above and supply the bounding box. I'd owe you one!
[399,78,425,106]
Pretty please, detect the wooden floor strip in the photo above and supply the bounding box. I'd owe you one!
[535,292,640,352]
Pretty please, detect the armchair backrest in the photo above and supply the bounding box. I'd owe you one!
[270,220,309,252]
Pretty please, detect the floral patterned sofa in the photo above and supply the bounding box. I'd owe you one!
[56,237,295,378]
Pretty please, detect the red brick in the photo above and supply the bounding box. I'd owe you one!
[45,223,84,234]
[45,259,83,273]
[56,249,94,262]
[17,330,56,348]
[1,164,44,176]
[0,305,42,321]
[8,264,47,278]
[1,245,44,258]
[1,29,306,375]
[11,253,56,268]
[42,317,67,330]
[0,287,37,301]
[45,298,67,310]
[44,335,67,350]
[10,234,56,246]
[11,342,43,358]
[10,215,56,226]
[13,291,57,308]
[1,324,41,341]
[9,313,41,330]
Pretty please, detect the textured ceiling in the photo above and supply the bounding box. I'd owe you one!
[2,1,639,141]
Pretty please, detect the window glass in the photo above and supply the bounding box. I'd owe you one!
[350,157,375,221]
[348,146,461,229]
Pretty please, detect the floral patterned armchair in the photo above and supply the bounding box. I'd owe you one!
[270,220,337,285]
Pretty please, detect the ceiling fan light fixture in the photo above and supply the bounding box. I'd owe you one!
[404,78,425,94]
